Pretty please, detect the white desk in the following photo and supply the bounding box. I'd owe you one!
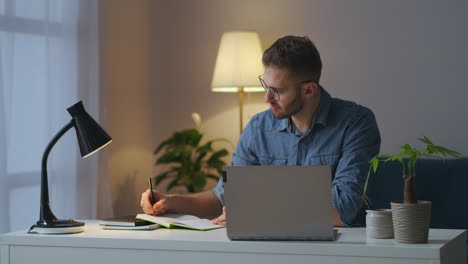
[1,221,466,264]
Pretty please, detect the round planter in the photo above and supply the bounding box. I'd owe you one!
[391,200,432,244]
[366,209,394,239]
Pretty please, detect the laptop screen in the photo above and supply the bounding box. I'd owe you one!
[224,166,335,241]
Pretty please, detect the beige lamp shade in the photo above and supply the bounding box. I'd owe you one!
[211,31,264,92]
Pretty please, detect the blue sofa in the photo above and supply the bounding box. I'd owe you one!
[364,158,468,229]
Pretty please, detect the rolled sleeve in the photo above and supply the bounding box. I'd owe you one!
[211,177,226,206]
[211,117,260,206]
[332,108,381,225]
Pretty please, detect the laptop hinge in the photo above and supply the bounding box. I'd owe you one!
[222,170,227,182]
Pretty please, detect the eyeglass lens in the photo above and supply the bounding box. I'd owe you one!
[259,77,280,101]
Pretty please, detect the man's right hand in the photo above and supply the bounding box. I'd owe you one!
[140,189,169,215]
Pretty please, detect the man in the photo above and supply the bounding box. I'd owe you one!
[141,35,380,227]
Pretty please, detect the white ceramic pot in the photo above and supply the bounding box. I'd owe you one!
[366,209,394,239]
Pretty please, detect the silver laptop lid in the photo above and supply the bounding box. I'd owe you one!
[224,166,334,241]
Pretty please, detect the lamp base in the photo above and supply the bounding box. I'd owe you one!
[29,219,85,234]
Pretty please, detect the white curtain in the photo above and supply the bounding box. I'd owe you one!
[0,0,111,234]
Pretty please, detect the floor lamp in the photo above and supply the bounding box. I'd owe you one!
[211,31,264,134]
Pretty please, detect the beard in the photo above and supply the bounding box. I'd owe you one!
[270,93,304,119]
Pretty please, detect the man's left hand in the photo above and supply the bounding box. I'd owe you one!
[211,206,227,226]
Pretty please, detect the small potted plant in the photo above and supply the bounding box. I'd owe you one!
[153,113,231,193]
[364,137,463,243]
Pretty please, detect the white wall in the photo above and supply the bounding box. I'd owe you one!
[102,0,155,216]
[153,0,468,162]
[100,0,467,215]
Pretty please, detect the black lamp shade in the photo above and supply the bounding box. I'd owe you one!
[67,101,112,158]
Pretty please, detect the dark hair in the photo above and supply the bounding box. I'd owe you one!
[262,36,322,82]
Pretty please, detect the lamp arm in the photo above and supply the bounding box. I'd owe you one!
[39,120,74,224]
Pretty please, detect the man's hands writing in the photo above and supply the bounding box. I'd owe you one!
[140,189,171,216]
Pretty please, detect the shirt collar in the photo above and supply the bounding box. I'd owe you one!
[277,117,289,132]
[314,85,332,127]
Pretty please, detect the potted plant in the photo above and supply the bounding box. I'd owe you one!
[153,113,231,193]
[364,136,463,243]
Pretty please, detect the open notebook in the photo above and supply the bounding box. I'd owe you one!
[136,214,223,231]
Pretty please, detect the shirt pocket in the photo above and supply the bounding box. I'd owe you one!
[259,157,287,166]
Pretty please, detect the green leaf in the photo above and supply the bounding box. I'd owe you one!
[426,145,435,154]
[206,174,220,181]
[437,147,463,159]
[207,159,227,171]
[155,171,171,185]
[400,144,413,152]
[195,141,213,162]
[191,158,202,172]
[209,149,229,161]
[156,152,183,164]
[192,172,207,192]
[420,153,442,159]
[386,152,405,163]
[431,146,446,156]
[197,141,213,154]
[418,136,433,145]
[413,148,422,156]
[154,137,175,155]
[422,142,464,159]
[208,162,226,172]
[175,129,203,147]
[167,179,180,191]
[370,156,380,173]
[206,149,229,170]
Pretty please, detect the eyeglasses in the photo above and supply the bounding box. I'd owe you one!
[258,75,315,101]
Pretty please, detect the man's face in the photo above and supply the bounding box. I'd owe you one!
[262,66,305,119]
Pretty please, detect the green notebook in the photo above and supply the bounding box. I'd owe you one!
[136,213,224,231]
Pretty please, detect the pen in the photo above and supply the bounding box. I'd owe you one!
[148,177,155,205]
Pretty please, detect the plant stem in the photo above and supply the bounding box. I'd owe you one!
[403,174,417,204]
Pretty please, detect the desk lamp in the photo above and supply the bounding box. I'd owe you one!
[211,31,264,134]
[29,101,112,234]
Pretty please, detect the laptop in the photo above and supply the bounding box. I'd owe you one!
[224,166,336,241]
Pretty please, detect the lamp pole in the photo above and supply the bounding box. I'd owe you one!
[238,87,244,135]
[39,121,74,225]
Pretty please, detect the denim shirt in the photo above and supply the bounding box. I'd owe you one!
[212,86,381,225]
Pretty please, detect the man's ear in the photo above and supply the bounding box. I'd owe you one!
[304,81,318,97]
